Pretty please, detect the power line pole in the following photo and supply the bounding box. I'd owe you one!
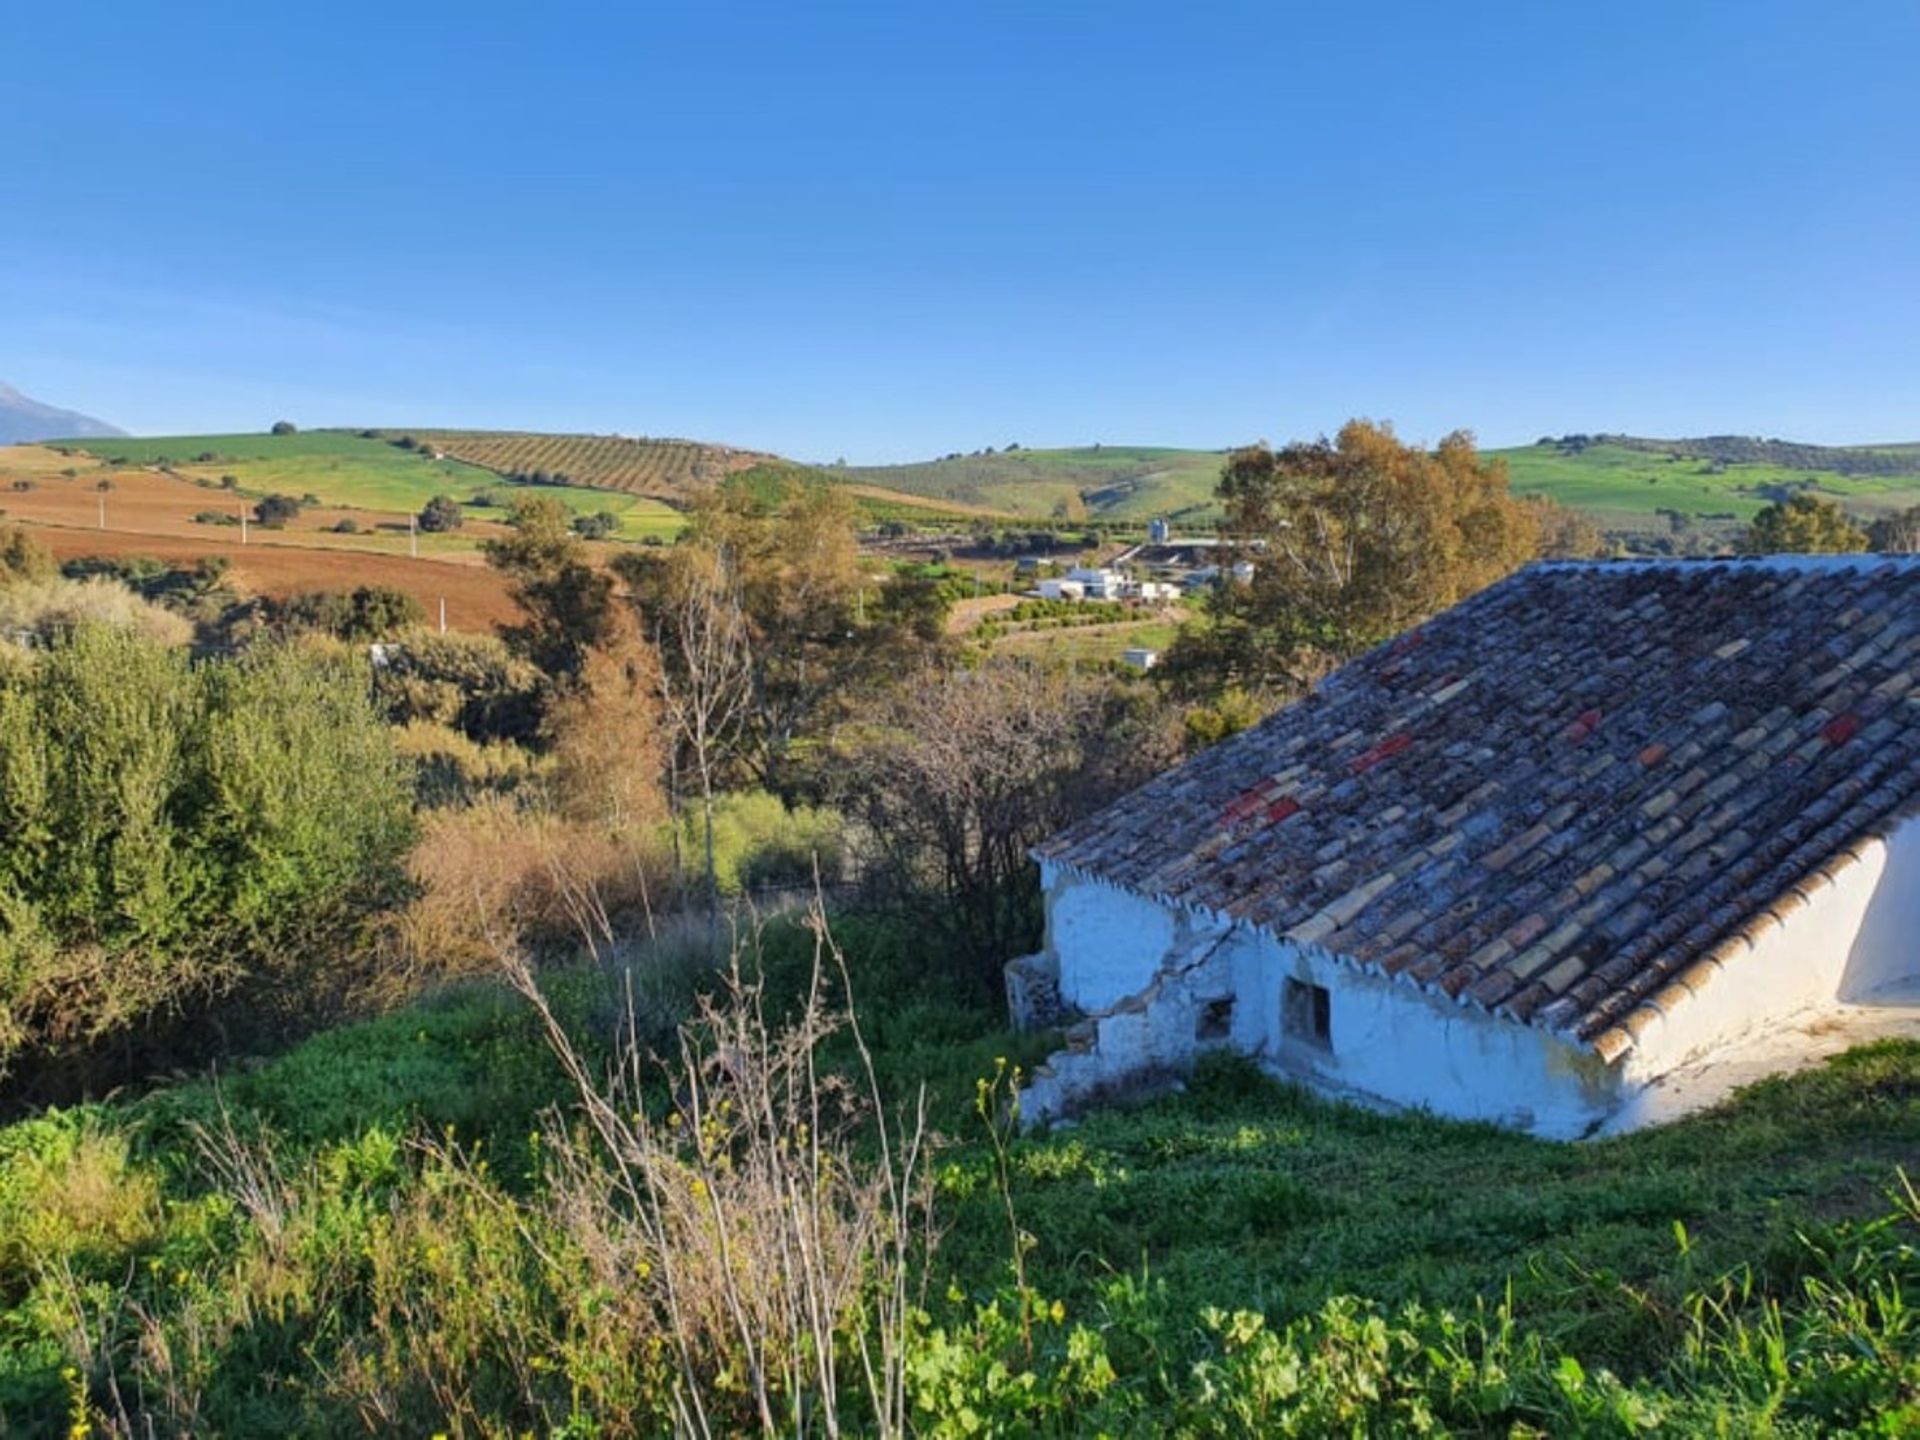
[438,597,446,634]
[409,515,418,559]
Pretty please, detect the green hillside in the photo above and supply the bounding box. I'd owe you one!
[845,445,1228,523]
[57,430,686,540]
[848,433,1920,537]
[1493,436,1920,534]
[61,428,1920,541]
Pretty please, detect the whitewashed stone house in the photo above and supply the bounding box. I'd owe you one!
[1007,558,1920,1138]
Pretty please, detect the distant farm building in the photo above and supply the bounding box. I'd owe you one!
[1008,558,1920,1138]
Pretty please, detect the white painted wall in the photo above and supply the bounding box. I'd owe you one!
[1046,865,1185,1012]
[1620,813,1920,1086]
[1026,865,1619,1137]
[1222,931,1620,1139]
[1841,816,1920,1001]
[1018,816,1920,1138]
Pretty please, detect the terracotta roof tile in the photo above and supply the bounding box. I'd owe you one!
[1036,558,1920,1052]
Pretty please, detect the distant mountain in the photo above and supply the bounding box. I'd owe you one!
[0,382,125,444]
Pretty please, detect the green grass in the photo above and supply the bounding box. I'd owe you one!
[1493,440,1920,532]
[993,617,1181,666]
[55,431,685,541]
[2,908,1916,1431]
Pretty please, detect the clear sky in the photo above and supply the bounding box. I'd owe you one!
[7,2,1918,462]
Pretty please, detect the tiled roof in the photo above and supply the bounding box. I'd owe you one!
[1037,558,1920,1063]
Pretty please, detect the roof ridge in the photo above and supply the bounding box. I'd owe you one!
[1529,554,1920,575]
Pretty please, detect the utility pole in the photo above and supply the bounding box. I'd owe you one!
[240,508,248,545]
[438,597,446,634]
[409,515,418,559]
[97,494,105,530]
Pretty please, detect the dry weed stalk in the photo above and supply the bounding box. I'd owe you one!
[498,892,934,1437]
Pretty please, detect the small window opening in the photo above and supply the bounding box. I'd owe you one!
[1196,997,1234,1042]
[1283,979,1332,1049]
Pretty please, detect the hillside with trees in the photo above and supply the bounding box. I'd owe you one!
[0,423,1916,1434]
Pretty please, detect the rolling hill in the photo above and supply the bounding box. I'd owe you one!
[0,382,123,443]
[37,423,1920,540]
[844,445,1228,524]
[1497,434,1920,533]
[47,430,685,540]
[361,429,772,500]
[849,433,1920,535]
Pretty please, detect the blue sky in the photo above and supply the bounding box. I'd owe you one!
[7,2,1919,461]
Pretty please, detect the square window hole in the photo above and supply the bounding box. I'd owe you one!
[1196,997,1234,1042]
[1283,979,1331,1049]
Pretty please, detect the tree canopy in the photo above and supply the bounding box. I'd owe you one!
[1162,420,1540,695]
[418,494,465,533]
[1741,493,1867,555]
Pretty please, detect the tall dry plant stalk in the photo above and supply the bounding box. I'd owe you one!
[496,894,935,1437]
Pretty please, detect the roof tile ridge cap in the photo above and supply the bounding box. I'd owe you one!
[1534,553,1920,574]
[1590,821,1909,1063]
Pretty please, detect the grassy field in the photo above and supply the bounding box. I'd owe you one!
[1492,440,1920,533]
[847,446,1228,523]
[991,615,1181,665]
[1,911,1915,1431]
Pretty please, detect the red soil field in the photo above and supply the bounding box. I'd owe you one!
[29,527,523,632]
[2,465,522,632]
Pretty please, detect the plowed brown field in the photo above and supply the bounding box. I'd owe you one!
[1,463,522,631]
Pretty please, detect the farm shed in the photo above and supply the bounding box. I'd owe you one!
[1007,557,1920,1138]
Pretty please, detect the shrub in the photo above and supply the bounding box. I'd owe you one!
[389,719,540,808]
[675,790,846,896]
[417,494,464,533]
[272,585,424,641]
[0,526,54,584]
[399,797,670,967]
[192,509,240,526]
[370,629,546,744]
[269,420,297,435]
[252,493,302,528]
[570,509,620,540]
[0,575,193,647]
[0,630,414,1092]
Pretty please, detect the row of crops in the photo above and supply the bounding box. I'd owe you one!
[398,432,767,498]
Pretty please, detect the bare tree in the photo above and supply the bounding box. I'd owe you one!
[651,545,754,922]
[841,664,1177,979]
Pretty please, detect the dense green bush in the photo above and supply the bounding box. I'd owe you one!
[271,585,424,641]
[417,493,464,533]
[674,789,845,894]
[569,508,620,539]
[251,492,302,528]
[368,628,545,744]
[0,627,414,1091]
